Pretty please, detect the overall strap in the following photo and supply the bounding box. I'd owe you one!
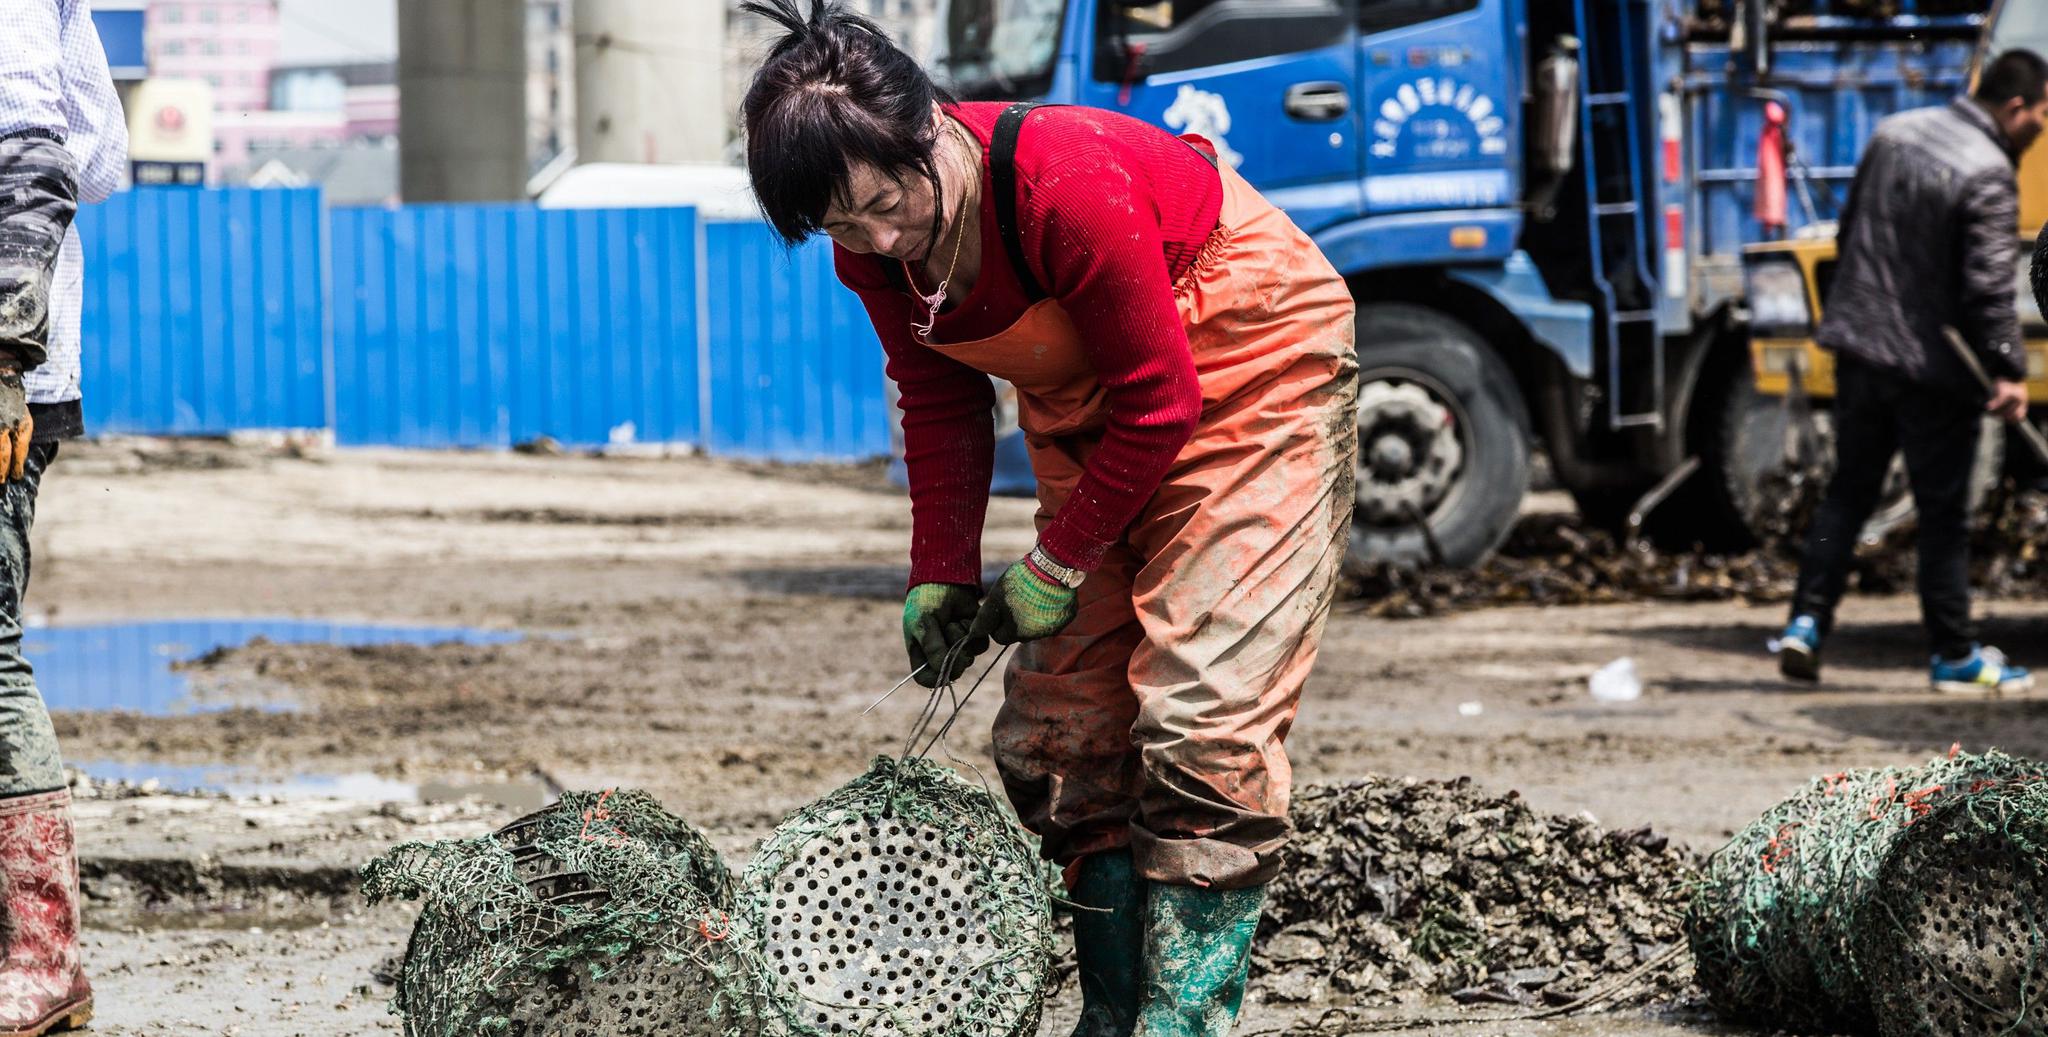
[992,101,1051,302]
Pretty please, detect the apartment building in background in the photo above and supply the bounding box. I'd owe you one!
[146,0,281,112]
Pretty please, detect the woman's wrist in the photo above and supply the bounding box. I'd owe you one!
[1027,543,1086,589]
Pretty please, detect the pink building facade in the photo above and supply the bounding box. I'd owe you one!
[146,0,282,114]
[212,110,345,167]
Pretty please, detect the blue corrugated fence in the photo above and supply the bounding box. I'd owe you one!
[704,222,892,460]
[329,204,702,449]
[76,187,327,435]
[72,187,894,459]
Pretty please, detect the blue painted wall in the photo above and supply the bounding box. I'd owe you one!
[76,187,328,435]
[703,222,893,461]
[72,189,897,460]
[329,204,701,449]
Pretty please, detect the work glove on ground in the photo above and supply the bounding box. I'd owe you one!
[903,582,988,688]
[0,369,32,483]
[970,554,1079,646]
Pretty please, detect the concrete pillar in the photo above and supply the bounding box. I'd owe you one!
[399,0,528,202]
[575,0,726,164]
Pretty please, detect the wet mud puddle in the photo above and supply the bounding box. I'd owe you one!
[27,618,522,714]
[33,618,543,805]
[71,761,553,811]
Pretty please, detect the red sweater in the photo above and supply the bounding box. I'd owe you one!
[837,102,1224,586]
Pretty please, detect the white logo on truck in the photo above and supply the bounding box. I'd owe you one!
[1371,76,1507,161]
[1163,85,1244,169]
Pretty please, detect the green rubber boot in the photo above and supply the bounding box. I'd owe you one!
[1134,883,1266,1037]
[1068,852,1147,1037]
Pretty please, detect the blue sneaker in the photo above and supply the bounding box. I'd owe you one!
[1776,615,1822,683]
[1931,646,2034,695]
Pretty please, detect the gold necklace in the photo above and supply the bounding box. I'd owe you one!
[910,126,975,343]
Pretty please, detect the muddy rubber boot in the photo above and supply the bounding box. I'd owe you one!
[0,790,90,1037]
[1068,851,1146,1037]
[1134,883,1264,1037]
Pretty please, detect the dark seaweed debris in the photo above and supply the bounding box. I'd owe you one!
[1346,490,2048,620]
[1254,776,1697,1007]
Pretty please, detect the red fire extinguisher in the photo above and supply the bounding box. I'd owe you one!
[1755,101,1789,238]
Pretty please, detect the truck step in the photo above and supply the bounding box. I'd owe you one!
[1587,92,1633,106]
[1594,202,1640,217]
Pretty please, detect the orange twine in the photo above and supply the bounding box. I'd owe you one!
[1900,784,1945,825]
[1761,823,1800,874]
[698,911,731,942]
[579,787,630,848]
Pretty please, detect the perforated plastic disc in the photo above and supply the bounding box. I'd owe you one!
[494,947,725,1037]
[750,811,1044,1037]
[385,792,757,1037]
[1863,814,2048,1037]
[741,758,1056,1037]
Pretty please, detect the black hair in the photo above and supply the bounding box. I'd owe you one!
[1978,49,2048,108]
[2033,221,2048,321]
[740,0,954,248]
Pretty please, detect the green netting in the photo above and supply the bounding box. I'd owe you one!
[737,755,1055,1037]
[366,763,1053,1037]
[1685,750,2046,1033]
[1858,777,2048,1036]
[362,789,765,1037]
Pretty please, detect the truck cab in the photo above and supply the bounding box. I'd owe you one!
[931,0,1985,567]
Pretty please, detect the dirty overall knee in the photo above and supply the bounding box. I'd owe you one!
[0,443,60,793]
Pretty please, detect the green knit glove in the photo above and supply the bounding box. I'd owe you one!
[903,583,987,688]
[970,555,1079,646]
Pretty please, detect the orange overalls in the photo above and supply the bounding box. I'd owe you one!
[929,159,1357,891]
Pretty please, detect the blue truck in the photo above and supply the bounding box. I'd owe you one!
[926,0,2003,568]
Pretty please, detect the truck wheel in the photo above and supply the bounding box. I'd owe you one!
[1717,362,2003,546]
[1590,343,1756,552]
[1347,304,1531,570]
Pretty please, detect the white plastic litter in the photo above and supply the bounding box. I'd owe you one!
[1589,658,1643,702]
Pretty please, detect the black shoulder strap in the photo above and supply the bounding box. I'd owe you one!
[992,102,1049,303]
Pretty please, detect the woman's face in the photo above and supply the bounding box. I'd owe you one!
[822,162,940,262]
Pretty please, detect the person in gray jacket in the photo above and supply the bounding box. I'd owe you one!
[1777,50,2048,694]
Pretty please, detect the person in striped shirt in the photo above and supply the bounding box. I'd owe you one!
[0,2,127,1032]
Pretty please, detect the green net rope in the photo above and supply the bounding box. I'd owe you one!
[1685,750,2045,1032]
[365,762,1052,1037]
[737,755,1056,1037]
[362,789,765,1036]
[1857,776,2048,1036]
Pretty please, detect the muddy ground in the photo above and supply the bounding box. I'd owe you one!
[39,438,2048,1035]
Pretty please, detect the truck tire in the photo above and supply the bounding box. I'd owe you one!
[1577,344,1756,552]
[1716,361,2003,546]
[1347,304,1531,570]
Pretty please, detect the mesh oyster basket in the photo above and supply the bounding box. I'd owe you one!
[1685,750,2046,1033]
[364,789,764,1037]
[1856,776,2048,1036]
[737,755,1055,1037]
